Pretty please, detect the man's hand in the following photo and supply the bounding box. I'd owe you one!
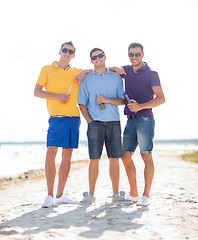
[127,99,141,112]
[109,67,126,75]
[96,95,108,104]
[56,94,70,104]
[76,71,85,82]
[76,69,92,82]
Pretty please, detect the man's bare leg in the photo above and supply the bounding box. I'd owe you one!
[109,158,119,193]
[56,148,73,196]
[89,159,99,193]
[45,146,58,196]
[141,153,154,198]
[121,153,138,197]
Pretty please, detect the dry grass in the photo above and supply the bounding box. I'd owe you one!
[181,151,198,163]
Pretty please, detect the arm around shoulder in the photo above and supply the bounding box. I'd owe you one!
[76,69,92,82]
[109,67,126,75]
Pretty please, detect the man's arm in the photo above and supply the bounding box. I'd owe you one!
[34,84,70,104]
[79,104,92,123]
[109,67,126,75]
[127,86,165,112]
[76,69,92,82]
[97,96,125,106]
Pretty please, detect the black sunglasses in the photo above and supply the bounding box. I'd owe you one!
[61,48,75,55]
[128,52,141,58]
[91,53,105,60]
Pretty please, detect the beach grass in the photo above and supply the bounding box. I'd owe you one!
[180,151,198,163]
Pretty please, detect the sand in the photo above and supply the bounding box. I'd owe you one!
[0,149,198,240]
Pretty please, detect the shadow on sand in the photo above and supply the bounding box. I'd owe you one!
[0,202,149,238]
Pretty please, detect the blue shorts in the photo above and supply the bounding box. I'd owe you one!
[87,121,123,159]
[122,117,155,154]
[47,117,81,149]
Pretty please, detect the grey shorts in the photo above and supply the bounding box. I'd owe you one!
[87,121,123,159]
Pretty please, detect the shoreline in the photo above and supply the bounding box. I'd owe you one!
[0,159,89,190]
[0,149,192,187]
[0,149,194,189]
[0,155,108,190]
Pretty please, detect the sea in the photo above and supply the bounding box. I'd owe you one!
[0,139,198,177]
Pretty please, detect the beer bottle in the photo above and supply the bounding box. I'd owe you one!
[66,85,73,96]
[97,91,106,110]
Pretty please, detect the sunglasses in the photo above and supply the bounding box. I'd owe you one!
[91,53,105,60]
[61,48,75,55]
[128,52,141,58]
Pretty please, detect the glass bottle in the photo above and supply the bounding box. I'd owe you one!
[66,85,73,96]
[97,91,106,110]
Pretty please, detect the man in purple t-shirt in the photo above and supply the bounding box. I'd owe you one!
[112,43,165,206]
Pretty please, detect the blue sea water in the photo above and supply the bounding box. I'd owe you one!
[0,140,89,177]
[0,139,198,177]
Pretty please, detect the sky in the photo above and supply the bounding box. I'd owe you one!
[0,0,198,142]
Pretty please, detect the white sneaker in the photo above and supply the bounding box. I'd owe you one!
[55,195,78,205]
[126,195,140,203]
[80,192,96,203]
[42,195,54,208]
[136,196,149,206]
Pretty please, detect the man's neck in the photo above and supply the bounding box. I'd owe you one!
[132,62,144,72]
[57,60,70,70]
[94,66,107,75]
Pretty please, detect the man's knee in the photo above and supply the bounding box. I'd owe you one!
[141,153,153,164]
[122,154,133,167]
[46,147,57,160]
[109,158,119,166]
[62,148,73,162]
[90,159,99,166]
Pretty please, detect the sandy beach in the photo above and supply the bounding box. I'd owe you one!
[0,149,198,240]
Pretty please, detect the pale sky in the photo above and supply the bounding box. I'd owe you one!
[0,0,198,142]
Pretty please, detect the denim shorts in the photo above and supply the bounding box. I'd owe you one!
[87,121,123,159]
[47,117,81,149]
[122,117,155,154]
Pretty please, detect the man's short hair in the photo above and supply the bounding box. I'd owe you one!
[128,43,144,53]
[61,41,76,52]
[90,48,105,58]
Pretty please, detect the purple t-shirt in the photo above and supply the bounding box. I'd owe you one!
[121,63,161,117]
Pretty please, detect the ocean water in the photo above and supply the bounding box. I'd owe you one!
[0,141,89,177]
[0,139,198,177]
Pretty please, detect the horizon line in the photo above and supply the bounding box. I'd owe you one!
[0,138,198,145]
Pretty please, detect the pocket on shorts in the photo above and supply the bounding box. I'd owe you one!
[140,117,150,121]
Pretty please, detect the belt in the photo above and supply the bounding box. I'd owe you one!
[52,116,80,119]
[128,116,138,120]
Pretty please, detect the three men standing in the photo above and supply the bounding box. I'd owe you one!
[35,41,165,207]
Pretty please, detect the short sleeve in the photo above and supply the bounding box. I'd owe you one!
[36,66,48,86]
[117,75,125,99]
[78,78,89,106]
[150,71,161,87]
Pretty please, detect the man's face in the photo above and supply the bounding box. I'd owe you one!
[128,47,144,67]
[91,50,106,67]
[59,44,75,62]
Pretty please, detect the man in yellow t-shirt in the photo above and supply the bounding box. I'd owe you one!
[34,41,90,208]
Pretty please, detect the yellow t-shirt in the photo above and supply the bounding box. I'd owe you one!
[37,61,81,116]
